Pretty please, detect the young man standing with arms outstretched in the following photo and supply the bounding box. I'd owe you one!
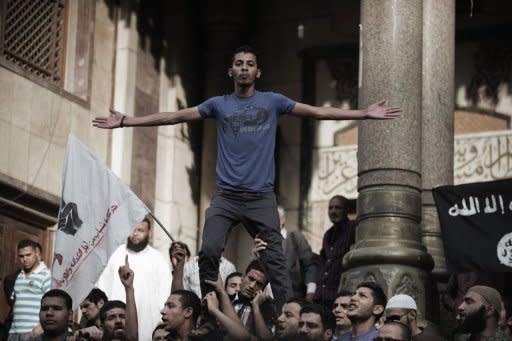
[93,45,400,312]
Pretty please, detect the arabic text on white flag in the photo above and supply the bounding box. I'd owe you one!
[52,134,149,309]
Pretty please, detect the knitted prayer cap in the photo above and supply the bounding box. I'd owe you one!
[467,285,502,313]
[385,294,417,311]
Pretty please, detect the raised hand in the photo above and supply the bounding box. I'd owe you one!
[118,255,134,288]
[204,275,225,294]
[92,109,125,129]
[252,236,267,259]
[365,100,401,119]
[203,291,220,313]
[169,242,187,268]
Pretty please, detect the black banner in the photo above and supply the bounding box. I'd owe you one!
[433,178,512,272]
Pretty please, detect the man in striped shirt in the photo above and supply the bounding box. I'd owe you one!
[8,239,51,341]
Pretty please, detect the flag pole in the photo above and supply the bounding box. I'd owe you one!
[148,212,175,242]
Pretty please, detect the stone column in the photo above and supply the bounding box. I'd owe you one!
[421,0,455,325]
[341,0,434,317]
[421,0,455,279]
[110,3,138,183]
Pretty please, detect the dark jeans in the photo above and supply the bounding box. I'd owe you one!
[198,189,292,311]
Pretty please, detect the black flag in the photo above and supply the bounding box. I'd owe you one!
[433,178,512,272]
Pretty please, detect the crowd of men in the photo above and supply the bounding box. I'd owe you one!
[2,196,512,341]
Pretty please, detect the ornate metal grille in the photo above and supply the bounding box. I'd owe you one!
[2,0,66,84]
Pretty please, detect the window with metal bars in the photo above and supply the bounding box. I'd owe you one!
[0,0,94,103]
[1,0,66,85]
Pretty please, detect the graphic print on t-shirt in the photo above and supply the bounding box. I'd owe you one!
[221,104,270,137]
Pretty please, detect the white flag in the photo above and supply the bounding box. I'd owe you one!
[52,134,149,309]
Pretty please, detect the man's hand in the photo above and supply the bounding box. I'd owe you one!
[204,275,225,294]
[92,109,124,129]
[252,236,267,259]
[119,255,134,288]
[251,289,268,307]
[204,291,220,313]
[74,325,103,340]
[364,100,401,119]
[169,242,187,268]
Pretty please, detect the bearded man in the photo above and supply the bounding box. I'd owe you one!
[454,285,508,341]
[98,218,171,341]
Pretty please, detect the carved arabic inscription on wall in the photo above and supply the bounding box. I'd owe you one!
[313,146,358,200]
[311,131,512,201]
[454,131,512,184]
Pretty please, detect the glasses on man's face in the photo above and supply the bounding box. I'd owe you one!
[374,337,405,341]
[385,311,408,322]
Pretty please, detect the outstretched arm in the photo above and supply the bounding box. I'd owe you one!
[92,107,202,129]
[290,100,401,120]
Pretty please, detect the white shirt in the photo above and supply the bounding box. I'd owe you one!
[183,256,236,297]
[97,244,172,341]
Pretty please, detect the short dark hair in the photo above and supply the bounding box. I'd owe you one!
[329,195,349,206]
[85,288,108,305]
[336,289,353,299]
[380,320,412,340]
[171,290,201,323]
[142,216,152,230]
[17,239,40,250]
[245,259,266,276]
[100,300,126,323]
[42,289,72,310]
[300,304,336,332]
[232,45,259,65]
[357,282,387,318]
[225,271,243,289]
[285,297,308,309]
[244,259,269,286]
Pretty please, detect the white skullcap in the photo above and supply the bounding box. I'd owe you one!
[385,294,417,310]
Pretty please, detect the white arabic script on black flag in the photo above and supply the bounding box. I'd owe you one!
[433,178,512,272]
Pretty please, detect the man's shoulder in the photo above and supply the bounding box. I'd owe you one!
[338,331,352,341]
[414,324,446,341]
[255,91,290,101]
[105,244,128,264]
[144,245,163,256]
[32,262,51,278]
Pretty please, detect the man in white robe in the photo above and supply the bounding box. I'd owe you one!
[97,218,172,341]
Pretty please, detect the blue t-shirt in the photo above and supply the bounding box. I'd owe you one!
[338,327,379,341]
[198,91,296,192]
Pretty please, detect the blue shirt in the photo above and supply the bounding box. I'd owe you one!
[339,327,379,341]
[9,263,51,334]
[198,91,295,192]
